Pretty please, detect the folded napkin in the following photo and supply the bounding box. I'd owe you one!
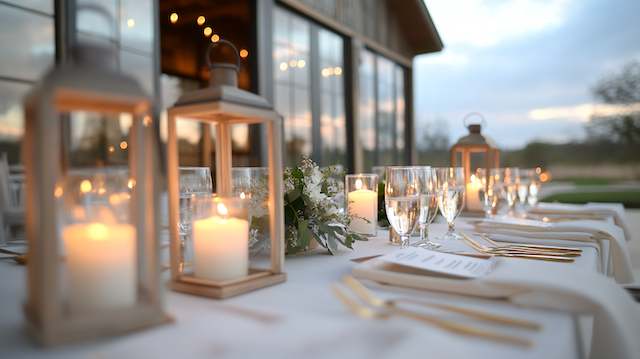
[474,217,634,284]
[531,202,631,241]
[486,232,607,273]
[353,257,640,359]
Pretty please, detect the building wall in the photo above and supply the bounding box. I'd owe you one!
[284,0,415,64]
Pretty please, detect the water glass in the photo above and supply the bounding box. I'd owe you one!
[414,166,439,248]
[527,168,542,207]
[435,167,465,240]
[476,168,502,217]
[503,167,520,215]
[231,167,270,256]
[384,167,420,247]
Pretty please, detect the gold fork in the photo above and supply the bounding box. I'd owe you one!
[332,284,533,347]
[461,233,575,263]
[478,234,582,255]
[342,276,540,330]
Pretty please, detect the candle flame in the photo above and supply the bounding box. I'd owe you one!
[80,180,92,193]
[217,202,229,216]
[355,178,363,190]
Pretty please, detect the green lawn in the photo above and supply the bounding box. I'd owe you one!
[542,191,640,208]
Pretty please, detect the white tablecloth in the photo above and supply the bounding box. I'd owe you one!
[0,219,603,359]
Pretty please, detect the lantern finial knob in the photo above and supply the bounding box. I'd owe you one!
[206,39,241,88]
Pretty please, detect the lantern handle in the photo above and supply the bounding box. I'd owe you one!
[463,112,487,129]
[75,4,116,39]
[206,39,241,72]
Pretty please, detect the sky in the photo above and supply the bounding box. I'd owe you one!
[415,0,640,149]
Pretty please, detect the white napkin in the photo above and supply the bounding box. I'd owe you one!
[353,257,640,359]
[474,217,634,284]
[531,202,631,241]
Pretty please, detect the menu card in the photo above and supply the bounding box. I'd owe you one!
[379,247,497,279]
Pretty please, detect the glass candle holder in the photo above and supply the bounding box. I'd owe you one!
[191,196,249,282]
[345,174,378,237]
[57,168,137,315]
[178,167,213,272]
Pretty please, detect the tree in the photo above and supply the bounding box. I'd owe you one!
[587,60,640,145]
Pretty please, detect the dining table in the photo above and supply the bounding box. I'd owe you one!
[0,217,615,359]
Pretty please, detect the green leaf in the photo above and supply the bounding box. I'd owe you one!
[297,220,311,249]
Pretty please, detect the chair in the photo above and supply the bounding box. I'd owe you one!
[0,153,25,245]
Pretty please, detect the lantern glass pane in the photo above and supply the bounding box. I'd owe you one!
[469,152,487,177]
[56,167,139,316]
[67,111,132,167]
[171,115,275,283]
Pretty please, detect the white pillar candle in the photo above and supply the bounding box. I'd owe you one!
[466,174,483,211]
[193,203,249,282]
[347,179,377,236]
[63,222,137,314]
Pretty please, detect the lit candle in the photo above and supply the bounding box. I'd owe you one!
[347,179,378,236]
[193,202,249,282]
[466,174,483,211]
[63,222,136,314]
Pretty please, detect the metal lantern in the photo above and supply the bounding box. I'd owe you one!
[21,34,170,345]
[450,113,500,214]
[167,40,286,299]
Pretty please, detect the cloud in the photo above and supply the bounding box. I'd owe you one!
[529,102,640,122]
[425,0,571,48]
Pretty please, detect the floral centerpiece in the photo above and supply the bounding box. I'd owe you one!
[283,158,367,254]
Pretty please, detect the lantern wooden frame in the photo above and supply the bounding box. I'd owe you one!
[450,113,500,214]
[166,41,286,299]
[22,49,170,345]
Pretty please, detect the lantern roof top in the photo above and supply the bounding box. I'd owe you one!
[24,42,150,114]
[170,40,278,119]
[452,125,499,149]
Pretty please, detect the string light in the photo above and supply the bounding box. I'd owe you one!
[197,16,205,26]
[169,12,178,23]
[211,34,220,42]
[127,18,135,28]
[297,59,306,68]
[279,62,288,71]
[203,27,212,37]
[239,49,249,58]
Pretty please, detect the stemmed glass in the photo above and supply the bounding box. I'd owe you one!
[503,167,520,216]
[385,167,421,248]
[526,168,542,207]
[516,168,531,216]
[413,166,440,248]
[435,167,465,240]
[476,168,502,217]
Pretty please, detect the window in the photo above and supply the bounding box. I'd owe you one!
[273,6,346,167]
[359,49,407,171]
[0,1,55,164]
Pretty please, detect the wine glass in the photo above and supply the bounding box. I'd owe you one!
[413,166,440,248]
[516,168,531,216]
[435,167,465,240]
[503,167,520,216]
[476,168,501,217]
[527,168,542,207]
[385,167,421,248]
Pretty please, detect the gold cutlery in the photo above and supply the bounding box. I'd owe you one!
[479,234,582,254]
[342,276,540,330]
[332,284,533,347]
[461,233,575,263]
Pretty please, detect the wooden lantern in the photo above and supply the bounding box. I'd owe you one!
[450,113,500,214]
[166,40,286,299]
[22,37,170,345]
